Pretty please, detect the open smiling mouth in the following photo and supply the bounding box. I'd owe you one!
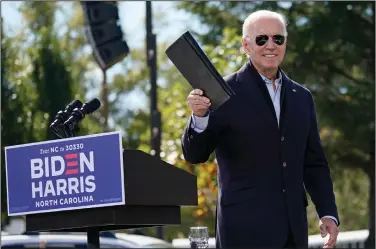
[263,55,277,58]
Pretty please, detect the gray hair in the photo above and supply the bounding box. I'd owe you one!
[242,10,288,39]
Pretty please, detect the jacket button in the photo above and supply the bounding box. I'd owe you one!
[190,135,193,139]
[282,189,286,193]
[281,136,285,141]
[283,162,287,167]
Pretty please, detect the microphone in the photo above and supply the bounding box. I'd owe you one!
[64,98,101,131]
[50,100,83,139]
[50,100,83,128]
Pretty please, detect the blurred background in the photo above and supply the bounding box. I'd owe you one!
[1,1,374,248]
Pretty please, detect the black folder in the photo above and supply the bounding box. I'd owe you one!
[165,31,235,111]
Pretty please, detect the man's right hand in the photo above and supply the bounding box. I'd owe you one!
[187,89,211,117]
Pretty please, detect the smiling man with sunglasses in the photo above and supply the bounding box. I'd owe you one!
[182,10,340,249]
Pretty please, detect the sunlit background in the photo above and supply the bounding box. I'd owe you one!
[1,1,374,248]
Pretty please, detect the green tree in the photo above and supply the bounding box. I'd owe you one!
[1,19,36,225]
[19,2,74,140]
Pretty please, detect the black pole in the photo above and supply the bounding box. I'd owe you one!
[146,1,163,240]
[87,227,100,248]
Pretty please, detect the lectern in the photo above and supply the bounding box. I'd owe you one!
[25,149,198,247]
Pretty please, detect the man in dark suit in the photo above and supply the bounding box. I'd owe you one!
[181,10,340,248]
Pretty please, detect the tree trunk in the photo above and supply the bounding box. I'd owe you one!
[366,3,375,248]
[365,131,375,248]
[365,167,375,249]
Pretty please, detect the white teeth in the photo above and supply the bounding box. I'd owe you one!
[264,55,276,57]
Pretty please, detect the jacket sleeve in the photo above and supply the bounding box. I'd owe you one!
[303,92,340,225]
[181,110,223,164]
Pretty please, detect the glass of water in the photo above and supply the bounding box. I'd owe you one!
[188,226,209,248]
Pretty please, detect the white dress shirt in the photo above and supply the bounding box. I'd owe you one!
[190,72,338,225]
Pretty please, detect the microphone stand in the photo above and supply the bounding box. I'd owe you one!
[51,126,65,139]
[50,114,79,139]
[51,123,78,139]
[70,129,76,138]
[68,123,78,138]
[65,113,81,138]
[50,110,67,139]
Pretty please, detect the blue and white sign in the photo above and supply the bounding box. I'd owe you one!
[5,131,125,216]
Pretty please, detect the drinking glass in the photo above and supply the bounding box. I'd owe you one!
[188,226,209,248]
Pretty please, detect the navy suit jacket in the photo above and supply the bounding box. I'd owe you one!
[181,61,339,248]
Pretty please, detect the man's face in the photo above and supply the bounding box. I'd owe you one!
[242,17,287,72]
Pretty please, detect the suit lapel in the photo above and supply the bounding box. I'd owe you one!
[235,61,295,133]
[279,70,292,133]
[248,62,278,124]
[236,61,278,128]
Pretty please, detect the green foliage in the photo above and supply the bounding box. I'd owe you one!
[306,167,370,234]
[1,21,34,224]
[31,27,74,139]
[107,49,151,130]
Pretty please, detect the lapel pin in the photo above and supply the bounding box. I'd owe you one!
[292,89,296,92]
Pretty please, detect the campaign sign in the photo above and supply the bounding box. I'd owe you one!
[5,131,125,216]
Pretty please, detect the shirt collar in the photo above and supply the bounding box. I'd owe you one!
[259,71,282,85]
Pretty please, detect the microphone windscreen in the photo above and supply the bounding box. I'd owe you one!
[83,98,101,114]
[66,100,83,112]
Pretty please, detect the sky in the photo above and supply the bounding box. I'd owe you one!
[1,1,203,112]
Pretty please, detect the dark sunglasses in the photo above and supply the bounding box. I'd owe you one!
[255,35,286,46]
